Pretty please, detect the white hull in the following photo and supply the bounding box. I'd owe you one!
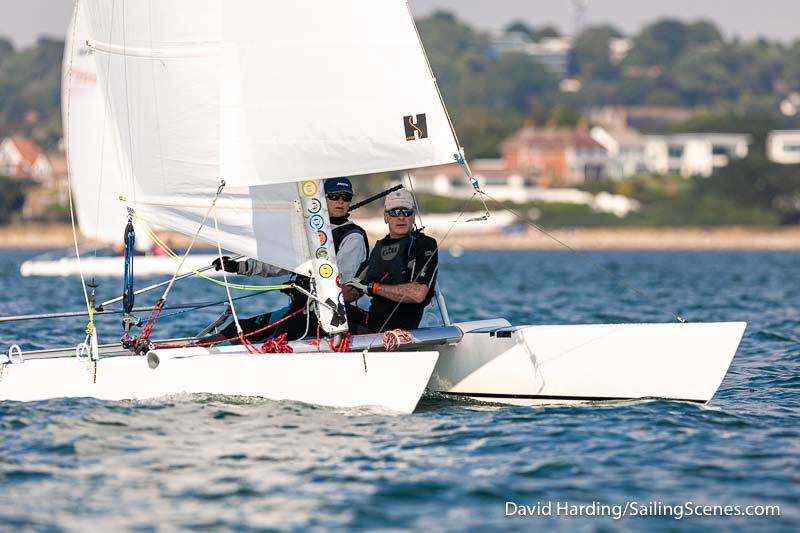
[0,320,745,412]
[0,346,439,414]
[20,255,222,277]
[430,321,746,406]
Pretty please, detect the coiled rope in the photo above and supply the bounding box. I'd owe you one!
[382,329,413,351]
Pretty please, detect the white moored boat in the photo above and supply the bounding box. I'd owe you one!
[20,254,222,277]
[0,0,746,413]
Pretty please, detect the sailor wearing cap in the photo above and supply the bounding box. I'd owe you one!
[322,177,369,283]
[345,188,438,332]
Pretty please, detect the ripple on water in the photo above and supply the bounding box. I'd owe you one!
[0,250,798,530]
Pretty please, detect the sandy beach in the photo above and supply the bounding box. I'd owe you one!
[1,223,798,251]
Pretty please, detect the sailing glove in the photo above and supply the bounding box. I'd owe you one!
[212,256,239,273]
[345,279,374,294]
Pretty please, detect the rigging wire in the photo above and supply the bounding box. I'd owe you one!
[146,0,168,196]
[405,171,451,325]
[154,307,305,350]
[94,0,122,272]
[403,0,492,220]
[120,0,137,209]
[130,182,231,352]
[476,191,688,324]
[159,181,227,304]
[134,214,291,292]
[212,196,258,353]
[91,0,117,274]
[63,0,97,357]
[404,171,424,229]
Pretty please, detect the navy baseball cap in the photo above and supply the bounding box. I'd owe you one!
[324,177,354,195]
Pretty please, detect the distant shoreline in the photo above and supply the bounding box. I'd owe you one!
[2,223,799,251]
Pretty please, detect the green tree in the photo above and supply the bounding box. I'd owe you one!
[0,37,13,58]
[534,25,561,41]
[504,22,561,42]
[0,37,64,149]
[416,11,492,110]
[483,52,559,113]
[626,19,721,67]
[504,20,536,41]
[451,107,523,158]
[572,25,622,81]
[0,176,26,224]
[695,153,800,223]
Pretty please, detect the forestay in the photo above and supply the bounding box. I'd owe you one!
[79,0,460,274]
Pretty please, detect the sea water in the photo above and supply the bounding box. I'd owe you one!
[0,249,797,531]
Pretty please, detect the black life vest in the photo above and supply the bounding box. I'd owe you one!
[367,230,435,302]
[330,217,370,274]
[364,230,436,331]
[286,217,369,321]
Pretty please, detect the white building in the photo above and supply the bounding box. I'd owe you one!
[491,34,572,78]
[590,125,649,179]
[609,38,632,64]
[766,130,800,164]
[643,133,751,178]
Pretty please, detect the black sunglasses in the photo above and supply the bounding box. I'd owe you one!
[326,193,353,202]
[386,207,415,217]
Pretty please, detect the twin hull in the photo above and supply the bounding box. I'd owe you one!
[0,321,746,413]
[431,320,746,406]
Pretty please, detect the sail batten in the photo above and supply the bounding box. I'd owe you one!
[87,39,225,59]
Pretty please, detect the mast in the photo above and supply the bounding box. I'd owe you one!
[298,180,348,337]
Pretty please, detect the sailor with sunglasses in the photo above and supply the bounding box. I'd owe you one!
[345,188,438,332]
[207,177,369,342]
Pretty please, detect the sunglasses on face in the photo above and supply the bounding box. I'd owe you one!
[385,207,415,217]
[326,193,353,202]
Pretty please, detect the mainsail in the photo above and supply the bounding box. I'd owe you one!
[78,0,460,274]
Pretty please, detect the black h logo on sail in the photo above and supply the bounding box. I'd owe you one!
[404,114,428,141]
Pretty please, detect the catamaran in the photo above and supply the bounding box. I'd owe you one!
[0,1,745,414]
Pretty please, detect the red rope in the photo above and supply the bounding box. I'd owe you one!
[239,332,261,354]
[133,298,166,347]
[329,334,351,353]
[153,307,305,350]
[261,333,293,353]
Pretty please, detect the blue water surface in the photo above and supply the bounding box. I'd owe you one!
[0,249,797,531]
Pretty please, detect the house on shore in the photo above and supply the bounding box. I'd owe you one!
[0,135,69,220]
[590,124,650,179]
[407,122,639,216]
[592,128,752,179]
[0,136,53,183]
[501,120,609,186]
[644,133,751,177]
